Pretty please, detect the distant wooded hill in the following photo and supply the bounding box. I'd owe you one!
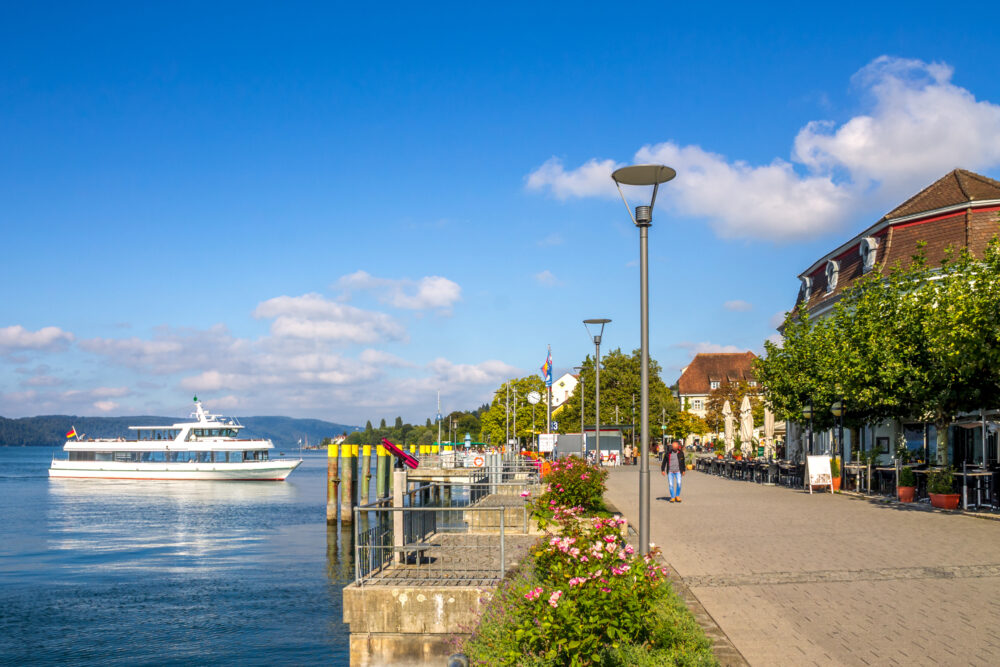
[0,414,360,449]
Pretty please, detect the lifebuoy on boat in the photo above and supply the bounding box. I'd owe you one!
[472,456,485,468]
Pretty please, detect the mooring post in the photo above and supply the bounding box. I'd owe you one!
[375,443,388,498]
[341,444,356,524]
[326,443,340,524]
[393,466,407,562]
[361,445,372,503]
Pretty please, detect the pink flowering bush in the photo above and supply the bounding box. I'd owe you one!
[537,456,607,515]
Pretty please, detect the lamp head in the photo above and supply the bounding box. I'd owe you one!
[801,405,813,420]
[583,318,611,343]
[831,401,843,417]
[611,164,676,227]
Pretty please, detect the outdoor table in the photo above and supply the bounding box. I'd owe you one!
[843,463,866,493]
[874,467,897,497]
[954,469,993,510]
[912,468,937,501]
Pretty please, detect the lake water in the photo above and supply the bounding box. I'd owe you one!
[0,447,353,665]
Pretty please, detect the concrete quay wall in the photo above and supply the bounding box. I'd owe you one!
[343,585,490,666]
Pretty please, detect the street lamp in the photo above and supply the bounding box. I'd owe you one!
[611,163,676,557]
[831,400,845,489]
[574,366,585,459]
[801,404,814,458]
[583,319,611,467]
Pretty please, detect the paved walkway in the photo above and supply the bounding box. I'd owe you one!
[605,465,1000,666]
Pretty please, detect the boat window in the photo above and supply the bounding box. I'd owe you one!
[69,451,96,461]
[197,451,212,463]
[95,452,113,462]
[227,451,242,462]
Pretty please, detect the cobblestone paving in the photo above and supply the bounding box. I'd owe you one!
[605,465,1000,666]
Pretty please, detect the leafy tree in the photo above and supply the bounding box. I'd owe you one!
[758,234,1000,464]
[667,410,710,441]
[479,375,549,447]
[705,381,766,433]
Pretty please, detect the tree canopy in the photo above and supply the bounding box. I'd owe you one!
[756,234,1000,463]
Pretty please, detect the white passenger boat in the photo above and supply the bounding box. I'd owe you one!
[49,399,302,481]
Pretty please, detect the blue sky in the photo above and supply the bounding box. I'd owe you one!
[4,2,1000,424]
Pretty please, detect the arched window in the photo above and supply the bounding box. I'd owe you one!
[825,260,839,293]
[859,237,878,272]
[800,276,812,299]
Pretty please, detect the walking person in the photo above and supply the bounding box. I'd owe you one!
[660,439,686,502]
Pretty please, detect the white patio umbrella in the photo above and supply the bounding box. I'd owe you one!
[764,407,775,459]
[723,400,734,454]
[739,395,754,456]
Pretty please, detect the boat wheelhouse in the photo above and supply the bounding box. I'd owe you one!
[49,399,302,481]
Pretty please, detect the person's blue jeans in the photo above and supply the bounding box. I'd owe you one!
[668,472,682,498]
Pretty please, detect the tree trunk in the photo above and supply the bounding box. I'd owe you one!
[935,416,949,465]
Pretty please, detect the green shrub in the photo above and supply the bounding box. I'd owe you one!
[536,456,607,514]
[898,466,915,487]
[829,457,840,478]
[928,467,955,495]
[462,503,716,666]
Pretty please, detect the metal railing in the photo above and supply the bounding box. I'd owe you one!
[353,505,515,586]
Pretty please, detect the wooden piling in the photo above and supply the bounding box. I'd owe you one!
[326,443,340,524]
[341,444,356,524]
[376,444,388,498]
[361,445,372,503]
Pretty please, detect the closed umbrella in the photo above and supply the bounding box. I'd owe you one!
[723,400,734,454]
[739,395,753,457]
[764,407,775,459]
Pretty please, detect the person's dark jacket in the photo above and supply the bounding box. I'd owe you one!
[660,448,685,473]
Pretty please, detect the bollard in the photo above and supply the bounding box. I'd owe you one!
[376,444,388,498]
[326,443,340,524]
[361,445,372,503]
[393,467,407,562]
[341,444,356,524]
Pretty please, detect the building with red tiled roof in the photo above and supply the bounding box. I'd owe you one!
[676,352,757,418]
[793,169,1000,319]
[784,169,1000,463]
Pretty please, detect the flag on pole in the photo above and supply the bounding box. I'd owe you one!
[66,427,77,440]
[541,348,553,387]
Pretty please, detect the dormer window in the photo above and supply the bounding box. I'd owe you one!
[825,260,839,293]
[800,276,812,298]
[710,381,719,390]
[859,237,878,273]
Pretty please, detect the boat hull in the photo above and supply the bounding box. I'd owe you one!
[49,459,302,481]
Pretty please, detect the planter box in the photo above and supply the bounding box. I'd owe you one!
[897,486,915,503]
[930,493,960,510]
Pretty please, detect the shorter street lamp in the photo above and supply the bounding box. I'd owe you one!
[801,404,814,458]
[584,318,611,467]
[574,366,585,459]
[831,400,845,489]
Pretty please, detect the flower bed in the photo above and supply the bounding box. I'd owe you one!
[460,457,716,666]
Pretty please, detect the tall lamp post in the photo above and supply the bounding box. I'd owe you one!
[611,163,676,557]
[574,366,586,459]
[831,400,845,489]
[584,318,611,466]
[802,404,814,458]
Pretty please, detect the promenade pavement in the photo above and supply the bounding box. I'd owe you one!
[605,463,1000,666]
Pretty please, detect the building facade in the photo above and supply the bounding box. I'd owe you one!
[676,352,758,419]
[786,169,1000,464]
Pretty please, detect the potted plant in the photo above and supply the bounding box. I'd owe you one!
[714,441,725,459]
[732,435,743,461]
[897,466,916,503]
[928,467,959,510]
[830,457,841,491]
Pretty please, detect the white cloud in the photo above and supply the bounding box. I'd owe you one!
[672,341,746,355]
[525,157,621,200]
[537,233,564,247]
[526,56,1000,241]
[254,293,407,343]
[335,271,461,311]
[359,348,414,367]
[80,325,246,374]
[723,300,753,312]
[769,311,789,329]
[534,270,560,287]
[93,401,118,412]
[0,325,74,354]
